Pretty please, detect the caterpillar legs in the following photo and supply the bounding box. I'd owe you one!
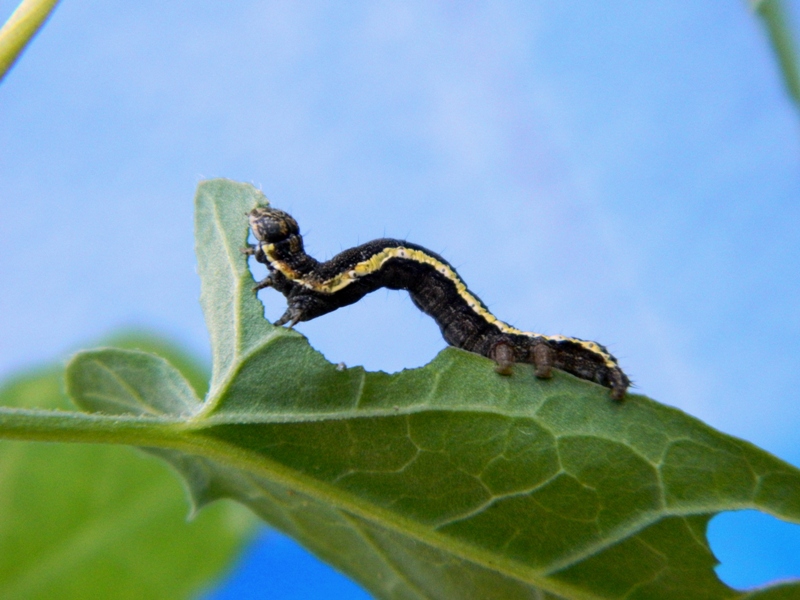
[490,341,515,376]
[531,343,554,379]
[490,340,554,381]
[242,245,276,292]
[253,275,275,292]
[274,308,303,329]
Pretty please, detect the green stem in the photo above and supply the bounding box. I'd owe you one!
[0,406,189,446]
[752,0,800,110]
[0,0,61,83]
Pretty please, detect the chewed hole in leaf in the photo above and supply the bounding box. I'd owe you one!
[294,291,447,373]
[243,226,440,373]
[709,510,800,590]
[247,253,286,325]
[245,243,446,373]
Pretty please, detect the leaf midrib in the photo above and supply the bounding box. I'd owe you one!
[198,326,284,419]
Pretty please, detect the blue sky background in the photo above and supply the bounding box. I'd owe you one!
[1,1,799,596]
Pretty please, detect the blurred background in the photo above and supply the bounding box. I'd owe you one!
[1,1,799,596]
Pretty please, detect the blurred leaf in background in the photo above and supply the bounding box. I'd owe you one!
[0,333,258,600]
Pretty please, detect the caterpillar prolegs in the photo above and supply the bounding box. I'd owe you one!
[244,206,630,400]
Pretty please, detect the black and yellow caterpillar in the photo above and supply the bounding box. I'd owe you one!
[244,206,630,400]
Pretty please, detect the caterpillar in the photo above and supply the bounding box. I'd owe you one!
[243,206,630,400]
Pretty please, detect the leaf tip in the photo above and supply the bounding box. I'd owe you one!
[195,178,271,207]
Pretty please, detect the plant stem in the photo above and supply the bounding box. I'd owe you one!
[0,406,188,446]
[0,0,61,83]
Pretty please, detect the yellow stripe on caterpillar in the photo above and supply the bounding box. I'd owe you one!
[248,204,628,398]
[264,242,618,370]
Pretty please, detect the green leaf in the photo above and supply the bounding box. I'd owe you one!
[61,179,800,599]
[0,0,61,83]
[0,342,257,600]
[101,330,210,399]
[194,178,277,397]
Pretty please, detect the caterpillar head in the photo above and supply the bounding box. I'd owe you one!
[248,207,300,243]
